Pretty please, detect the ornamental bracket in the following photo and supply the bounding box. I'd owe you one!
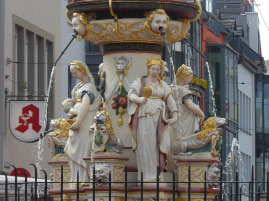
[109,0,118,32]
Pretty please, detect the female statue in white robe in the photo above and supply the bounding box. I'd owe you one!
[128,56,177,183]
[63,60,100,185]
[170,64,204,142]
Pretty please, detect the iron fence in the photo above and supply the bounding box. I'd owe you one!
[1,164,269,201]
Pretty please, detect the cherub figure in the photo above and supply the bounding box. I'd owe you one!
[146,9,169,34]
[72,13,88,40]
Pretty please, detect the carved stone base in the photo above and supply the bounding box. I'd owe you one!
[173,155,219,189]
[173,155,220,200]
[84,153,129,187]
[48,156,71,190]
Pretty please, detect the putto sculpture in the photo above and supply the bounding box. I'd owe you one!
[145,9,169,34]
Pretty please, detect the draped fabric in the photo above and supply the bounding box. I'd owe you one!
[171,85,200,139]
[64,82,100,183]
[128,77,171,181]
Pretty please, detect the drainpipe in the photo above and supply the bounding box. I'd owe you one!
[0,0,5,173]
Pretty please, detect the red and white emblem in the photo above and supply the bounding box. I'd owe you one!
[9,101,47,142]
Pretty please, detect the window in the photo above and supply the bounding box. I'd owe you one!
[206,0,213,13]
[14,16,54,117]
[238,90,252,134]
[86,41,103,55]
[256,74,263,133]
[264,83,269,133]
[84,41,103,84]
[240,153,251,193]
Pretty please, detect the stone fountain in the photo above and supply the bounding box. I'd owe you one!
[46,1,225,200]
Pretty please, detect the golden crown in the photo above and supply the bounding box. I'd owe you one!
[145,56,163,69]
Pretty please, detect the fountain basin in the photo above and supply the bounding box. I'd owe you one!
[67,0,200,20]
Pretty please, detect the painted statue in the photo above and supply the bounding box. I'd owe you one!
[171,117,226,156]
[98,62,106,101]
[47,118,75,159]
[111,56,131,125]
[146,9,169,34]
[128,56,178,183]
[63,60,100,185]
[72,13,89,41]
[207,163,221,188]
[160,60,168,80]
[105,56,132,103]
[90,110,123,154]
[170,64,204,140]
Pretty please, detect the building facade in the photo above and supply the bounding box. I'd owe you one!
[256,73,269,186]
[0,0,67,177]
[202,1,265,192]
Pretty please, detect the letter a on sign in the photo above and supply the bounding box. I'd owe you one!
[9,101,46,142]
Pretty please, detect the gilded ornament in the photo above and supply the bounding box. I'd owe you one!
[70,60,88,75]
[51,119,75,142]
[189,77,207,89]
[146,56,163,68]
[109,0,118,32]
[176,64,193,84]
[84,19,184,45]
[190,0,202,22]
[65,9,72,25]
[179,166,206,186]
[63,194,71,201]
[142,86,152,98]
[197,117,217,143]
[111,56,131,126]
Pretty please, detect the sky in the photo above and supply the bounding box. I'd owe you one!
[254,0,269,60]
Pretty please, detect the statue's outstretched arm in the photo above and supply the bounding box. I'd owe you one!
[184,99,204,120]
[129,93,147,105]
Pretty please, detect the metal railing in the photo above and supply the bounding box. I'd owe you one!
[1,164,269,201]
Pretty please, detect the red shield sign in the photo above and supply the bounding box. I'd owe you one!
[9,101,47,142]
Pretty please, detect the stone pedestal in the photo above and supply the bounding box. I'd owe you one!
[48,155,71,190]
[85,153,129,187]
[174,153,220,200]
[174,154,219,188]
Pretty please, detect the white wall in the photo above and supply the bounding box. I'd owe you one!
[238,63,255,181]
[0,0,5,173]
[2,0,86,177]
[246,12,260,54]
[3,0,62,177]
